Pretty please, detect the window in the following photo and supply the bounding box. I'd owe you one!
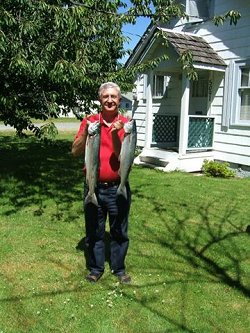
[152,75,170,98]
[225,59,250,126]
[189,0,209,18]
[176,0,214,22]
[191,79,208,97]
[239,68,250,121]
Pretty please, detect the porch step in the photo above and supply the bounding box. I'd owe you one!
[134,147,214,172]
[135,148,179,168]
[139,155,168,167]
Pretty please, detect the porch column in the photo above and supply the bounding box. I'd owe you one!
[179,74,190,155]
[145,70,153,149]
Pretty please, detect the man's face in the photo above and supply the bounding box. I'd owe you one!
[100,88,121,113]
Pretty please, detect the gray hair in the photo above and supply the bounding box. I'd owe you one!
[98,82,121,98]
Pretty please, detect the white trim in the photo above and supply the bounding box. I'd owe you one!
[230,58,250,126]
[193,63,226,72]
[222,61,236,128]
[179,75,190,155]
[152,74,169,98]
[143,74,147,100]
[125,25,157,67]
[145,70,153,149]
[137,36,157,65]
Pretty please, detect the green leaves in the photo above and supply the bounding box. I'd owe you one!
[213,10,241,26]
[38,122,59,141]
[0,0,242,135]
[0,0,126,133]
[178,50,198,81]
[202,160,236,178]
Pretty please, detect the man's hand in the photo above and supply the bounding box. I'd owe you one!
[111,120,124,157]
[111,120,124,132]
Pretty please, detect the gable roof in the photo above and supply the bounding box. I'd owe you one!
[162,29,226,67]
[126,26,226,71]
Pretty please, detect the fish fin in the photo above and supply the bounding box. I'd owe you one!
[85,192,98,206]
[116,184,127,199]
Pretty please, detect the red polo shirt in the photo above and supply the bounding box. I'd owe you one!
[75,113,129,182]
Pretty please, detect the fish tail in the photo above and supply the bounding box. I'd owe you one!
[116,184,127,199]
[85,192,98,206]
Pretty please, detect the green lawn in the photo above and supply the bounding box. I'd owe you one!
[0,117,80,125]
[0,132,249,333]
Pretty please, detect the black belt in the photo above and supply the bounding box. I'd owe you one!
[97,181,120,188]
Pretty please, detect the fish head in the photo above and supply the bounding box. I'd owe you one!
[88,121,101,136]
[124,119,136,134]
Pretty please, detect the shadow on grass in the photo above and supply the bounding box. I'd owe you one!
[1,136,249,332]
[0,135,83,223]
[1,134,116,268]
[133,185,250,297]
[124,186,250,331]
[76,232,112,271]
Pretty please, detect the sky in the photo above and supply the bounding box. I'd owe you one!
[121,18,151,63]
[119,1,151,64]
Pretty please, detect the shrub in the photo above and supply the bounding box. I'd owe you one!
[202,160,236,178]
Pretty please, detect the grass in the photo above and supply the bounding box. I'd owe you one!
[0,132,249,333]
[0,117,80,125]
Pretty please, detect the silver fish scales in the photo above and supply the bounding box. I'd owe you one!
[85,121,101,206]
[117,119,137,199]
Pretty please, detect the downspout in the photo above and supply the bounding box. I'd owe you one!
[145,70,153,149]
[178,74,190,155]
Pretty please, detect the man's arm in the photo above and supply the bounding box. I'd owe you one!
[111,120,124,158]
[71,122,89,157]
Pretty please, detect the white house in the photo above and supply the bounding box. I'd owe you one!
[126,0,250,172]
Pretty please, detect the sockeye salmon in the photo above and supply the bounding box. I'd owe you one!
[85,121,101,206]
[117,119,137,199]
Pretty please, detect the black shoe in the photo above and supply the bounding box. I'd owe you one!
[85,272,103,283]
[117,273,131,284]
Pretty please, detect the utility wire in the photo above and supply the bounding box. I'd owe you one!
[69,1,157,18]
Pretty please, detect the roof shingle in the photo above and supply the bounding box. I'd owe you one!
[163,30,226,67]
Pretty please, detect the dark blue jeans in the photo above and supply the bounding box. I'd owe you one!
[84,182,131,276]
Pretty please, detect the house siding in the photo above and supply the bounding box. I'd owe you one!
[130,0,250,168]
[133,75,146,146]
[135,111,146,147]
[133,72,182,147]
[184,0,250,167]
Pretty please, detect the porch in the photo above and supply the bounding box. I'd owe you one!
[134,114,215,172]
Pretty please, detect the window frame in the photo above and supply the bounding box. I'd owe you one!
[230,59,250,126]
[152,74,169,99]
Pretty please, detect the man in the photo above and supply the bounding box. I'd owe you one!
[72,82,132,284]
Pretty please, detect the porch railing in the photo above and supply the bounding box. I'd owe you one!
[151,114,215,151]
[187,116,214,150]
[152,114,178,144]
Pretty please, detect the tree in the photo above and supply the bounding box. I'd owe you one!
[0,0,130,134]
[0,0,241,135]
